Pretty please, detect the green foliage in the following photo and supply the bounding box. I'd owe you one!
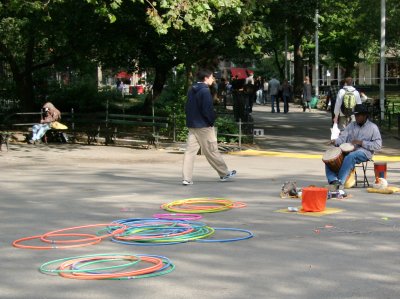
[2,0,400,115]
[154,69,188,141]
[145,0,244,34]
[87,0,244,34]
[46,80,123,113]
[215,115,238,143]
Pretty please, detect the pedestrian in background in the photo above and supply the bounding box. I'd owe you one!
[333,77,362,128]
[302,76,312,112]
[281,79,293,113]
[262,78,269,105]
[326,79,341,124]
[268,77,280,113]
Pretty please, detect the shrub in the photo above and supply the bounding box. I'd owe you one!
[215,115,239,143]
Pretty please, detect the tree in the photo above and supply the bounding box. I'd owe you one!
[318,0,375,78]
[1,0,256,111]
[0,1,110,111]
[262,0,318,96]
[88,0,244,34]
[386,0,400,61]
[95,0,265,112]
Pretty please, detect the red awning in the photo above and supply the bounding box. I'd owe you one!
[230,68,252,79]
[115,71,131,79]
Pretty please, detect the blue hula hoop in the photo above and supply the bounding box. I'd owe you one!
[196,227,254,243]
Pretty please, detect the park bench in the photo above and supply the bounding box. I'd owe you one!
[66,112,108,144]
[2,111,72,143]
[216,119,254,150]
[105,113,169,147]
[384,99,400,132]
[2,110,170,147]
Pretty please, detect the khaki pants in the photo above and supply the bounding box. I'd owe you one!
[182,127,229,182]
[338,113,355,130]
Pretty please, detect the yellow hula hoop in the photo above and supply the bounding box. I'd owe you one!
[161,197,238,214]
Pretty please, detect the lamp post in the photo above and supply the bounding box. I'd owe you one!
[380,0,386,121]
[315,9,319,97]
[284,20,288,80]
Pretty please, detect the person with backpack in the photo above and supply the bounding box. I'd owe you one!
[333,77,362,128]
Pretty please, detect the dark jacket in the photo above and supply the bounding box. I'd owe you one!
[303,83,312,101]
[185,82,216,128]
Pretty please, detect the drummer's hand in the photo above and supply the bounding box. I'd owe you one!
[333,116,338,124]
[352,140,363,146]
[328,139,335,145]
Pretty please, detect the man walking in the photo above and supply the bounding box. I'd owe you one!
[326,80,341,123]
[268,77,280,113]
[182,69,236,186]
[333,77,362,128]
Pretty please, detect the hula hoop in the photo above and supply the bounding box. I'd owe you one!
[113,223,195,241]
[122,255,175,279]
[109,218,215,245]
[42,256,140,274]
[161,198,236,214]
[71,255,174,278]
[196,227,254,243]
[13,223,127,250]
[152,213,203,221]
[58,255,163,279]
[231,201,247,208]
[41,223,127,243]
[12,234,102,250]
[39,233,101,244]
[40,253,138,274]
[40,254,175,280]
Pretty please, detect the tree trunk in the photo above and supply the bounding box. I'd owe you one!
[342,63,355,78]
[142,66,169,114]
[293,38,304,98]
[273,48,284,80]
[15,72,35,112]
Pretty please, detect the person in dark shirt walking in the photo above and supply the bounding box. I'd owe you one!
[302,76,312,112]
[182,69,236,185]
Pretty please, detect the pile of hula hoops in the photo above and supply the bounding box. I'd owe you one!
[39,253,174,280]
[13,197,253,280]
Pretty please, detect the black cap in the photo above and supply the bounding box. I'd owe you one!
[353,104,368,115]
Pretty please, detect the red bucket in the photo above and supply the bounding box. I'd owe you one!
[301,187,328,212]
[374,162,387,182]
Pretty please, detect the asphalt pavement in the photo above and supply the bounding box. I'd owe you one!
[1,102,399,299]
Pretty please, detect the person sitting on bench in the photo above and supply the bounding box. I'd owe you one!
[29,102,61,144]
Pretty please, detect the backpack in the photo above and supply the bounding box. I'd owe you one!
[341,90,356,116]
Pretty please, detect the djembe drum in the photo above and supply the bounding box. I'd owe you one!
[322,147,343,173]
[339,143,355,156]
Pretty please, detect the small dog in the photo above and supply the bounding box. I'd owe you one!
[281,181,298,198]
[0,133,10,151]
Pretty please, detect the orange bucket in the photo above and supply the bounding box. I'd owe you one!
[374,162,387,182]
[301,187,328,212]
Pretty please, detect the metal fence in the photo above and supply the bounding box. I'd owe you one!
[0,98,20,113]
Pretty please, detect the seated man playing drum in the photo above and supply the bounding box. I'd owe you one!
[325,104,382,189]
